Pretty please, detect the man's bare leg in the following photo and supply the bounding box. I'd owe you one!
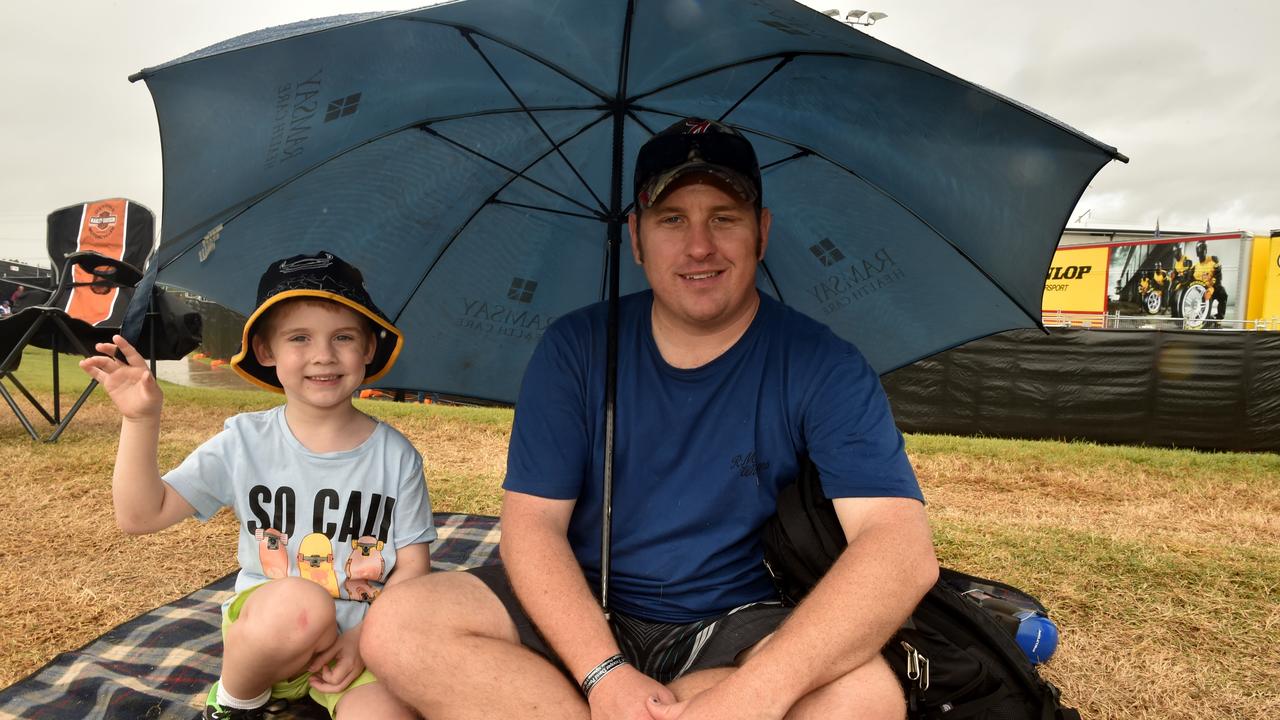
[360,572,589,720]
[782,655,904,719]
[333,681,416,720]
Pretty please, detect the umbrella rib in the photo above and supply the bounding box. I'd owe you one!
[625,108,656,136]
[387,199,490,328]
[716,56,794,123]
[156,106,611,269]
[490,199,603,222]
[398,16,611,102]
[633,41,1059,329]
[417,124,606,220]
[738,124,1045,324]
[757,259,785,305]
[461,30,609,215]
[387,113,614,325]
[629,50,1124,161]
[411,104,610,125]
[761,150,811,171]
[500,111,612,202]
[629,52,812,102]
[623,107,1047,324]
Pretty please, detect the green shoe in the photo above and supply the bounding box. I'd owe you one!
[201,682,289,719]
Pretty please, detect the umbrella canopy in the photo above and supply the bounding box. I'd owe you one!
[133,0,1125,403]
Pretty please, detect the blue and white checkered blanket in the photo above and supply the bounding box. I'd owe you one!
[0,514,500,720]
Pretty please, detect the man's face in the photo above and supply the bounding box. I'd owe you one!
[628,174,771,334]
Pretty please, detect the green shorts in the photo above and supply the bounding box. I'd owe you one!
[222,583,377,717]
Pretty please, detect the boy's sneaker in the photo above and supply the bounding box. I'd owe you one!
[202,682,289,719]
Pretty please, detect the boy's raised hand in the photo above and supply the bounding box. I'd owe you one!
[79,334,163,420]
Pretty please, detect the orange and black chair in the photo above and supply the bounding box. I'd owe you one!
[0,198,189,441]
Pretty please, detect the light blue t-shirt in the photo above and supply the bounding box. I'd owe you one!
[505,291,921,623]
[165,406,436,631]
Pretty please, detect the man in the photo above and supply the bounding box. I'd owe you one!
[1192,240,1228,322]
[1168,245,1193,318]
[362,118,938,719]
[1151,262,1168,311]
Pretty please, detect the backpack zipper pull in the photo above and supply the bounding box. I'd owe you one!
[901,641,930,691]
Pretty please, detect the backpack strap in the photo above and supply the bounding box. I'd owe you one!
[761,455,845,604]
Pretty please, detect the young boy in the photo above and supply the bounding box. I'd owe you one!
[80,251,434,719]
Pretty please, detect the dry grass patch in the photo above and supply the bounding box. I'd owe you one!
[1,351,1277,719]
[911,435,1280,719]
[0,350,510,688]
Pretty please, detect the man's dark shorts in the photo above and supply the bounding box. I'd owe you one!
[470,564,791,684]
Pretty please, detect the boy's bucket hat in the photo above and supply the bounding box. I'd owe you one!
[230,251,403,393]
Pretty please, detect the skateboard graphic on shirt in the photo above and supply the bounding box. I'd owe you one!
[343,535,386,601]
[253,528,290,579]
[297,532,341,598]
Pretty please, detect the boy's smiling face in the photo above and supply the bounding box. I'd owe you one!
[250,299,374,412]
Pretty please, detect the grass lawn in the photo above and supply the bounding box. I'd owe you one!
[1,348,1277,718]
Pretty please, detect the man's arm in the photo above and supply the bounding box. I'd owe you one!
[655,496,937,719]
[502,490,676,718]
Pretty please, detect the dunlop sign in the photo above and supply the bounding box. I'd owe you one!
[1041,246,1110,314]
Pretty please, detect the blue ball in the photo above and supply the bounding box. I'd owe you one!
[1014,611,1059,665]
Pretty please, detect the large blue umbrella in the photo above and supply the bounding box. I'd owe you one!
[133,0,1124,401]
[132,0,1124,604]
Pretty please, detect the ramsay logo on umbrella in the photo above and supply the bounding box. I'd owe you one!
[264,69,324,169]
[324,93,362,122]
[508,277,538,303]
[806,247,905,315]
[456,278,556,342]
[809,239,845,267]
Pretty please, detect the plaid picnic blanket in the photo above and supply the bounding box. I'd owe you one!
[0,513,500,720]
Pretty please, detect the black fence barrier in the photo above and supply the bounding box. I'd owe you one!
[181,296,246,360]
[881,329,1280,453]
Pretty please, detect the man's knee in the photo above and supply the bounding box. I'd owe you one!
[361,571,520,670]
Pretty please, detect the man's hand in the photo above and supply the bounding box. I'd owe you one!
[79,335,163,421]
[587,665,677,720]
[646,683,774,720]
[308,624,365,694]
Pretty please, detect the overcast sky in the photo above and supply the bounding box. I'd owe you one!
[2,0,1276,266]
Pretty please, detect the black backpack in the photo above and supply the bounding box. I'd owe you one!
[761,457,1081,720]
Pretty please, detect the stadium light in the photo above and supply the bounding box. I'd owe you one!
[822,8,888,26]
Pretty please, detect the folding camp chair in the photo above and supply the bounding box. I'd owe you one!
[0,198,160,441]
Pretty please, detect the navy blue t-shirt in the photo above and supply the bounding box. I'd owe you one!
[505,291,921,623]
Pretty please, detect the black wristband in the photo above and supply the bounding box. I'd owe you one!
[581,653,629,697]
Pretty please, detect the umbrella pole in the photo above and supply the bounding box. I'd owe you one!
[601,109,624,619]
[601,0,635,621]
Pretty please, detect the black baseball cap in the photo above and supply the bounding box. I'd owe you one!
[230,251,403,393]
[633,118,762,210]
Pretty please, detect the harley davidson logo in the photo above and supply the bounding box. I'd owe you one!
[87,210,118,237]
